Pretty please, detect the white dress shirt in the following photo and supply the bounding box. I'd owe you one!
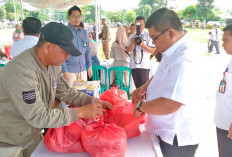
[145,34,201,146]
[126,31,154,69]
[214,58,232,131]
[10,35,39,58]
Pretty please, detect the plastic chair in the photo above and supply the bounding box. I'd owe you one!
[108,66,132,99]
[92,65,107,93]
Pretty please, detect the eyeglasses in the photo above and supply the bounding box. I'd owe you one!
[70,15,81,19]
[151,28,170,42]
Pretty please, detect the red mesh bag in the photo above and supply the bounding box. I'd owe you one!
[43,120,86,153]
[81,121,127,157]
[104,102,146,138]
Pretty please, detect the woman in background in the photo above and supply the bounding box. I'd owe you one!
[110,26,130,85]
[12,24,24,42]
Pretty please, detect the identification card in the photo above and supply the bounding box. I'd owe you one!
[219,80,226,94]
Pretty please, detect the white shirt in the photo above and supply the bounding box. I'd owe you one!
[212,28,222,41]
[145,34,201,146]
[214,58,232,131]
[126,31,154,69]
[10,35,39,58]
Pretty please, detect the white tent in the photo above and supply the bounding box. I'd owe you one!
[0,0,101,46]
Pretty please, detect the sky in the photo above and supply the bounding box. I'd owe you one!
[100,0,232,11]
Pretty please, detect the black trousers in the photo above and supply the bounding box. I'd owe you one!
[217,127,232,157]
[159,136,199,157]
[208,40,220,54]
[132,68,150,89]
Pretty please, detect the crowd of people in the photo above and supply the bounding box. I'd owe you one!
[0,5,232,157]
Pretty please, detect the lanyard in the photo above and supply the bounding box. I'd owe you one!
[133,44,143,64]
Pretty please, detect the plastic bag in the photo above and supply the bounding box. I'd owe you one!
[104,102,146,138]
[43,120,86,153]
[82,121,127,157]
[100,86,128,106]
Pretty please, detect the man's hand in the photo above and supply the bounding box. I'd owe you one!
[88,67,93,78]
[138,39,145,47]
[227,123,232,139]
[132,86,146,104]
[77,102,103,119]
[63,72,70,81]
[95,99,113,110]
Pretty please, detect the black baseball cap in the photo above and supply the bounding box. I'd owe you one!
[40,22,81,56]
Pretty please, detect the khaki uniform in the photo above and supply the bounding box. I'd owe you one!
[101,24,111,59]
[0,47,92,157]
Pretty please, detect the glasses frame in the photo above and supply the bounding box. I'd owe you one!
[151,28,170,42]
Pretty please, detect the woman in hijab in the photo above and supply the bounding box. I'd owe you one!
[12,24,24,42]
[110,26,130,86]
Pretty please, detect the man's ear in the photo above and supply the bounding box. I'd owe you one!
[43,42,51,55]
[168,28,175,38]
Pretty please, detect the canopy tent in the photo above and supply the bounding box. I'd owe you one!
[0,0,102,48]
[0,0,94,9]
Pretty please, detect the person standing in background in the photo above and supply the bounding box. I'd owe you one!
[99,18,111,59]
[126,16,155,89]
[12,24,24,42]
[110,26,130,85]
[10,17,42,58]
[208,24,222,54]
[128,23,136,37]
[62,5,92,87]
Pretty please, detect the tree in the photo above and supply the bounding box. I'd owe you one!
[182,5,197,28]
[125,10,136,24]
[0,6,5,21]
[196,0,214,22]
[138,0,167,13]
[106,11,123,24]
[5,0,21,21]
[81,5,95,23]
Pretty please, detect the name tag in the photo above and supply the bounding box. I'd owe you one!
[219,80,226,94]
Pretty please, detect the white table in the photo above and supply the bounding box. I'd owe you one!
[100,60,159,94]
[31,125,162,157]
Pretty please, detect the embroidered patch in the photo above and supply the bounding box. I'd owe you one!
[22,90,36,104]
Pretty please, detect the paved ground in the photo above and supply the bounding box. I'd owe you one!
[0,28,230,157]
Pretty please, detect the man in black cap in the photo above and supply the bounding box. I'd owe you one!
[0,22,112,157]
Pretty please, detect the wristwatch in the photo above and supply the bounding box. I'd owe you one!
[135,101,143,112]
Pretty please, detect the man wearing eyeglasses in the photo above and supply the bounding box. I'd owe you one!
[132,8,201,157]
[126,16,155,89]
[62,5,92,87]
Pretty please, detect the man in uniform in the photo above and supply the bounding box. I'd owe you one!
[0,22,112,157]
[99,18,111,59]
[62,5,92,86]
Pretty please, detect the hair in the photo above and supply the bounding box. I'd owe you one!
[37,38,47,48]
[22,17,42,35]
[223,24,232,36]
[145,8,183,32]
[68,5,81,16]
[135,16,145,23]
[130,23,136,27]
[79,22,84,28]
[209,31,212,35]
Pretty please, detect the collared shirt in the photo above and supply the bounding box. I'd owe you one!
[62,24,92,73]
[126,31,154,69]
[214,58,232,131]
[10,35,39,58]
[145,34,201,146]
[212,28,222,41]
